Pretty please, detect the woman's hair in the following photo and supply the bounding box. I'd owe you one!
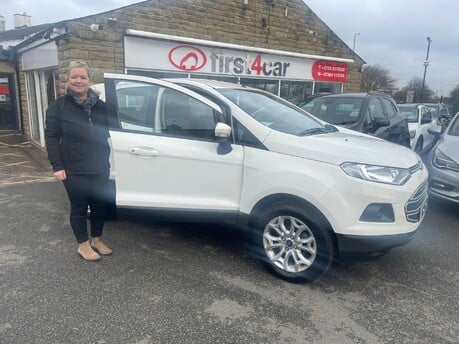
[68,60,91,79]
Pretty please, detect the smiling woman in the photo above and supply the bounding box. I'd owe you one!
[44,60,113,262]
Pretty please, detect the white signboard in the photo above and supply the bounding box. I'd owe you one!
[125,36,349,82]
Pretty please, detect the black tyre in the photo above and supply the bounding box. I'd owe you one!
[253,202,335,282]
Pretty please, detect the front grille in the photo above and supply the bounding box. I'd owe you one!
[405,181,428,223]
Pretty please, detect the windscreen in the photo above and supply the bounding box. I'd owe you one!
[218,88,335,136]
[398,107,419,123]
[304,97,363,125]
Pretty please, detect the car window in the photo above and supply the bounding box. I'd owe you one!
[299,98,316,113]
[115,81,158,133]
[421,107,432,122]
[399,106,418,123]
[426,105,439,118]
[366,98,386,120]
[302,97,362,125]
[380,98,397,119]
[219,88,326,136]
[113,80,218,141]
[160,88,217,140]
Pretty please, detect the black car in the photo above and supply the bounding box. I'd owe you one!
[299,92,411,147]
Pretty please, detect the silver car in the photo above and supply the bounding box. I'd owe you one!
[426,113,459,203]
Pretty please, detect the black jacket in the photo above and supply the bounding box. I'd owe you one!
[45,93,110,176]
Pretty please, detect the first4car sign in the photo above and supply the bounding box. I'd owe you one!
[125,35,350,82]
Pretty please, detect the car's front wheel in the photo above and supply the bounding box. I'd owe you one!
[254,202,335,282]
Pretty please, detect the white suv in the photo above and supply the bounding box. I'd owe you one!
[101,74,428,282]
[398,104,436,154]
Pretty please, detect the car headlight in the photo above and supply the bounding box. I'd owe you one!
[409,130,416,138]
[432,149,459,172]
[340,162,411,185]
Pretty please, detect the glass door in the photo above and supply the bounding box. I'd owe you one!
[26,69,59,146]
[0,74,18,131]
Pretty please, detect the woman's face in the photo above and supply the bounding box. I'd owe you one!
[68,67,91,98]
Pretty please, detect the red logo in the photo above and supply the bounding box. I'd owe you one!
[311,61,347,82]
[168,45,207,71]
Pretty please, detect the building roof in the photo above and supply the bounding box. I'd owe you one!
[0,23,53,42]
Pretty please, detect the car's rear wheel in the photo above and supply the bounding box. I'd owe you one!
[254,202,335,282]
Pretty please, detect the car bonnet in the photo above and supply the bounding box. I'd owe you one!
[263,129,419,168]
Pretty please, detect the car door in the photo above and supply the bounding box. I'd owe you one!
[104,73,244,211]
[380,97,406,145]
[364,97,391,141]
[420,107,435,149]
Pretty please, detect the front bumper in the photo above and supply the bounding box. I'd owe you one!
[336,229,418,258]
[319,166,429,237]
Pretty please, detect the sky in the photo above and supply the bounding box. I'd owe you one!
[1,0,457,96]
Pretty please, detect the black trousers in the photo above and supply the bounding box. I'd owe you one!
[63,174,109,244]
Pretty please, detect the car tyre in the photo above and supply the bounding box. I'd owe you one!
[253,202,335,282]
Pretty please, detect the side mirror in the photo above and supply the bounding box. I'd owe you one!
[215,122,231,139]
[428,126,442,138]
[215,122,233,155]
[372,117,390,131]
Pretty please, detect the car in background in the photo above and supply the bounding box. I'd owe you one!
[426,112,459,203]
[423,103,452,130]
[299,92,411,147]
[94,74,428,282]
[397,103,436,154]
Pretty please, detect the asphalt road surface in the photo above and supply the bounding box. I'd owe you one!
[0,181,458,344]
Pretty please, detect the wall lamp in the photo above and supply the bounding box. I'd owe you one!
[90,24,103,32]
[242,0,249,11]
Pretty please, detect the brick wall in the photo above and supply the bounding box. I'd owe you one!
[54,0,363,90]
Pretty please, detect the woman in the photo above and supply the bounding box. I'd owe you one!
[45,60,112,261]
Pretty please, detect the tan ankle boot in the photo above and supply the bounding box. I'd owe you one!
[91,237,112,256]
[77,241,101,261]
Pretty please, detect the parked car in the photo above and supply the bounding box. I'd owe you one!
[299,92,411,147]
[397,103,436,154]
[426,112,459,203]
[423,103,452,130]
[97,74,428,282]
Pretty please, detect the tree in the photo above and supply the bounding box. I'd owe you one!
[393,77,434,103]
[449,84,459,114]
[360,64,397,92]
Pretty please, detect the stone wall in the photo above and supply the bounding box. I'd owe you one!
[55,0,363,90]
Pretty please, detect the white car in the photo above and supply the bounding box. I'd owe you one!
[100,73,428,282]
[398,104,436,154]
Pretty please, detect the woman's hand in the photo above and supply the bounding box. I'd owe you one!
[53,170,67,181]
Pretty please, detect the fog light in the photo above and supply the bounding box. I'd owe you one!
[360,203,395,222]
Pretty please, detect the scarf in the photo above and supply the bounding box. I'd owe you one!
[67,88,99,116]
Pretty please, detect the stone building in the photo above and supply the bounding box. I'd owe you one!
[0,0,364,147]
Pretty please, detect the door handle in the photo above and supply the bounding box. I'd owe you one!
[128,147,160,157]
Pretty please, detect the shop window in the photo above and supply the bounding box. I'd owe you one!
[314,82,342,94]
[280,81,313,104]
[239,78,279,96]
